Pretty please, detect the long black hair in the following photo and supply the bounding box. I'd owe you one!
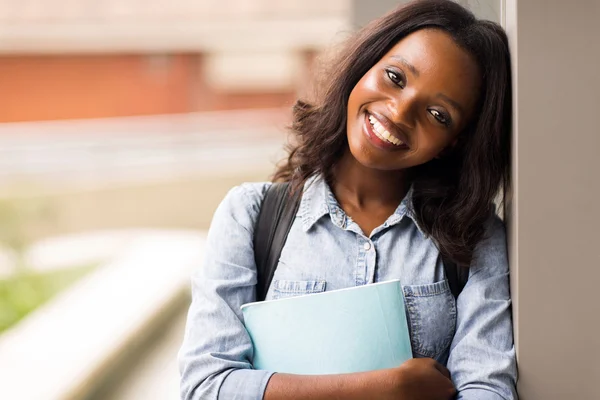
[274,0,512,267]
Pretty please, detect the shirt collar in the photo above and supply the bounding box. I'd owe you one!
[298,175,331,232]
[298,174,425,235]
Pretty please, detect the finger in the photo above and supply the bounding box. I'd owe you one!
[432,362,452,380]
[446,385,458,400]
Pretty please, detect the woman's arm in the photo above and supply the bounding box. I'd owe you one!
[447,216,518,400]
[265,370,392,400]
[178,184,274,400]
[265,359,456,400]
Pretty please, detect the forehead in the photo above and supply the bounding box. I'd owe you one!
[380,28,481,110]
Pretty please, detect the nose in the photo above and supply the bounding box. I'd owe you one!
[386,88,417,130]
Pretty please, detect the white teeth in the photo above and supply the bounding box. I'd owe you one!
[368,115,404,146]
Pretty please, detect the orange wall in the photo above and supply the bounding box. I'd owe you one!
[0,54,295,123]
[0,54,203,122]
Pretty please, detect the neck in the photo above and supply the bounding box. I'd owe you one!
[331,150,409,209]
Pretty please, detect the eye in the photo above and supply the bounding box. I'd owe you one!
[385,68,405,88]
[428,109,452,127]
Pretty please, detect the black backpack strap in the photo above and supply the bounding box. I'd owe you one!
[254,182,302,302]
[442,256,469,300]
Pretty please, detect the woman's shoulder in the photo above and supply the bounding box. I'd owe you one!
[485,211,507,246]
[470,211,508,274]
[226,181,273,205]
[212,182,273,228]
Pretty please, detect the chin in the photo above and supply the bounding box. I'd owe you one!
[347,143,406,172]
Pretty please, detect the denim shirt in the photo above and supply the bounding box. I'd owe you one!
[178,176,517,400]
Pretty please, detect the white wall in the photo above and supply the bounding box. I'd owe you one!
[505,1,600,398]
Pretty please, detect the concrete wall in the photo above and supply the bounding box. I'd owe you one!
[0,0,349,53]
[351,0,501,27]
[505,1,600,398]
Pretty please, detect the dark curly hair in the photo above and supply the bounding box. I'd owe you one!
[273,0,512,267]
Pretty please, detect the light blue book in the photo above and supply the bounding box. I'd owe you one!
[241,279,412,375]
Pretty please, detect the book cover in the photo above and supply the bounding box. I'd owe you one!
[241,279,413,375]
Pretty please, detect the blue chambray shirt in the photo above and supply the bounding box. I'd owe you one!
[178,175,517,400]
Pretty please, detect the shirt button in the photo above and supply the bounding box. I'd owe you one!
[363,241,372,251]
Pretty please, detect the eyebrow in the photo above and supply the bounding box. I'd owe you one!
[436,93,464,115]
[390,55,420,77]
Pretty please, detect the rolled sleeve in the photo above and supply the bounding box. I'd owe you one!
[178,183,273,400]
[459,388,508,400]
[448,216,518,400]
[219,369,275,400]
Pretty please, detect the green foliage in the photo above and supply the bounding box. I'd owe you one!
[0,265,96,333]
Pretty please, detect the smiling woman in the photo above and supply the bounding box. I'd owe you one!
[179,1,515,400]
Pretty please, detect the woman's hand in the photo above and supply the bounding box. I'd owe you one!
[382,358,457,400]
[264,358,456,400]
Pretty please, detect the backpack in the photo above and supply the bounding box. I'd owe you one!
[253,182,468,302]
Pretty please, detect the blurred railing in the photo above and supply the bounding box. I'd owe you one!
[0,109,289,190]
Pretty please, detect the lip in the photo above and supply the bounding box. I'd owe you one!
[363,112,410,151]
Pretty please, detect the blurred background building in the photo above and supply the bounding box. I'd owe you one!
[0,0,353,239]
[0,0,349,122]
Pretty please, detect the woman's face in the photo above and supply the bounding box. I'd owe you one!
[346,28,481,171]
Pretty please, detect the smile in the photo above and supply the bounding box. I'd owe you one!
[367,114,404,146]
[363,112,409,151]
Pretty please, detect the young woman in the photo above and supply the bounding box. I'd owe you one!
[179,1,517,399]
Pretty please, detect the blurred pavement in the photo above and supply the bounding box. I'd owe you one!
[99,308,187,400]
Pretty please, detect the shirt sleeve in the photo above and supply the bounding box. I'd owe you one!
[178,183,276,400]
[447,215,518,400]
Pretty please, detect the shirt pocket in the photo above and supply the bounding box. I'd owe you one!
[271,279,327,300]
[403,280,457,359]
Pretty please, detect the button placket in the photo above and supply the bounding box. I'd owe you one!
[355,236,369,286]
[365,240,377,283]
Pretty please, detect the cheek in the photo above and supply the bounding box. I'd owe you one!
[348,71,382,112]
[358,71,382,94]
[414,130,455,159]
